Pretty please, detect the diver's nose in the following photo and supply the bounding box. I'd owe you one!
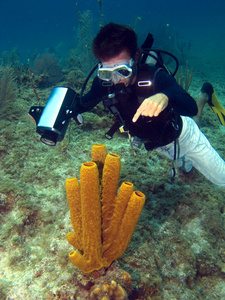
[111,73,120,84]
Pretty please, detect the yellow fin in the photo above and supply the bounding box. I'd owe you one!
[207,92,225,126]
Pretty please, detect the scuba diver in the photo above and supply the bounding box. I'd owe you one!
[29,23,225,187]
[77,23,225,187]
[193,82,225,127]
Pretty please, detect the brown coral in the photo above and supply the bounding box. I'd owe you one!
[71,262,132,300]
[90,280,128,300]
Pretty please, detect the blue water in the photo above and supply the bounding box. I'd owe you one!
[0,0,225,63]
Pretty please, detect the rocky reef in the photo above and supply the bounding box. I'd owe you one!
[0,50,225,299]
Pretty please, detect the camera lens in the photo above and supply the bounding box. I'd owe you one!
[40,131,58,146]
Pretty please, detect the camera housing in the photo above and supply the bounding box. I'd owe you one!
[29,87,83,146]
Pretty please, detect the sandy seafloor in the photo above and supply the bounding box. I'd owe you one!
[1,55,225,300]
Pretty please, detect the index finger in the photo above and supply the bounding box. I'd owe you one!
[132,110,141,123]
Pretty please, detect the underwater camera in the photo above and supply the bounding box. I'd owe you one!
[28,87,83,146]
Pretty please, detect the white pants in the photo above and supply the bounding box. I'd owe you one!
[156,116,225,187]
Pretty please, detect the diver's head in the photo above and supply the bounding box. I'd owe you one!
[93,23,138,86]
[92,23,138,61]
[97,50,136,86]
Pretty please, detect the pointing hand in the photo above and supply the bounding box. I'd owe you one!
[132,93,169,122]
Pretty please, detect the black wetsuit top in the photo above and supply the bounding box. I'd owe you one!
[76,65,198,150]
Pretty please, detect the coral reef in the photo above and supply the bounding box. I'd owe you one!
[176,36,192,66]
[48,262,132,299]
[0,65,16,113]
[97,0,104,27]
[66,145,145,275]
[0,29,225,299]
[1,48,20,68]
[75,7,97,75]
[66,68,86,92]
[175,62,193,92]
[90,280,128,300]
[32,53,63,87]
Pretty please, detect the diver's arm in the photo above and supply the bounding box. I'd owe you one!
[155,70,198,116]
[132,69,197,122]
[75,77,104,113]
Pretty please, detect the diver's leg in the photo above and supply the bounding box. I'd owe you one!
[156,116,225,187]
[193,92,209,127]
[178,116,225,187]
[155,143,193,173]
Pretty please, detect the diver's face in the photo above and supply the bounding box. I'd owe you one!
[99,50,135,86]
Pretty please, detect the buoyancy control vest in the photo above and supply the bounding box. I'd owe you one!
[79,33,180,148]
[101,63,180,150]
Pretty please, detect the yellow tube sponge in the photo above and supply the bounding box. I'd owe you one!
[91,144,107,184]
[103,191,145,267]
[91,143,107,164]
[101,153,121,238]
[65,177,82,250]
[66,145,145,274]
[102,181,134,253]
[68,162,104,273]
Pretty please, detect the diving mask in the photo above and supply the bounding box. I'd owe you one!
[97,59,134,83]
